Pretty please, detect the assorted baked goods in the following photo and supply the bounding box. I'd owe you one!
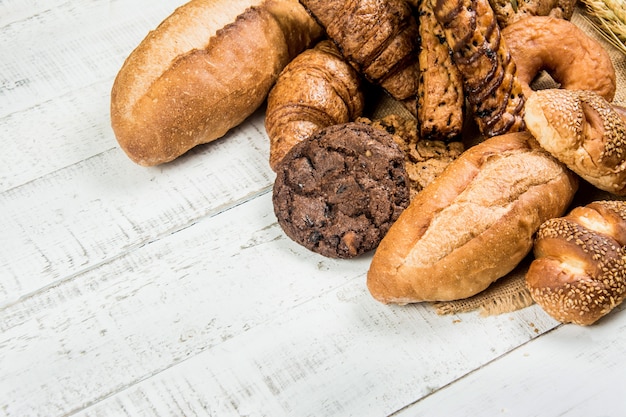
[432,0,527,137]
[265,39,365,171]
[502,16,616,101]
[526,200,626,325]
[110,0,626,324]
[110,0,323,166]
[272,122,410,259]
[367,132,578,303]
[358,115,465,198]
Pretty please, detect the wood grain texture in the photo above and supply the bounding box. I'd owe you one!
[0,194,559,416]
[394,304,626,416]
[1,1,624,416]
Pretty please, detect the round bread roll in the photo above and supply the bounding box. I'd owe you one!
[524,89,626,195]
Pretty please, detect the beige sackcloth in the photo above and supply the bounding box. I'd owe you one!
[370,6,626,317]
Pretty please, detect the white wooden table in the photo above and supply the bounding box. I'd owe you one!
[1,1,625,416]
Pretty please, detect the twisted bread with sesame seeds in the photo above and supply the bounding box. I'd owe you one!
[526,200,626,325]
[501,16,616,102]
[524,89,626,196]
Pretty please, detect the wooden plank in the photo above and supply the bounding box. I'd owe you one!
[0,81,113,192]
[0,0,184,190]
[0,192,560,417]
[0,107,274,306]
[393,304,626,416]
[0,0,181,118]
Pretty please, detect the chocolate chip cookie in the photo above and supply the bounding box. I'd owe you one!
[273,122,410,258]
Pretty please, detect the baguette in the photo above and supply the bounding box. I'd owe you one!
[110,0,323,166]
[367,132,578,303]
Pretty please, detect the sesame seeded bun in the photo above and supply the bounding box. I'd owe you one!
[524,89,626,196]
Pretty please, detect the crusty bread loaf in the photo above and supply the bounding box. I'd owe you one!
[110,0,323,166]
[524,89,626,195]
[526,200,626,325]
[367,131,578,303]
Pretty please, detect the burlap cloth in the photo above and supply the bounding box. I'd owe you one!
[370,5,626,317]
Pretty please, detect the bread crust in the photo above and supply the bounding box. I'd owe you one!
[367,131,578,303]
[110,0,322,166]
[415,0,465,142]
[299,0,421,104]
[432,0,526,137]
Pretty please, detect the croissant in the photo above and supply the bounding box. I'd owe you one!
[299,0,421,112]
[265,40,365,170]
[526,200,626,325]
[432,0,526,137]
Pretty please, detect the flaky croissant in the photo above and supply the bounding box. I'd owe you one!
[526,200,626,325]
[265,40,365,170]
[299,0,421,113]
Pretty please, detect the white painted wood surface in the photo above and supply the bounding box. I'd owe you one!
[1,1,624,416]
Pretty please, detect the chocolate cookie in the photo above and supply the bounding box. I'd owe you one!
[273,122,410,258]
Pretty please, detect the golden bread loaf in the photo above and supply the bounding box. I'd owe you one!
[524,89,626,195]
[526,200,626,325]
[367,132,578,304]
[110,0,323,166]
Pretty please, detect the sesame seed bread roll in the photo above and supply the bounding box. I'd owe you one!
[367,131,578,304]
[526,200,626,325]
[111,0,323,166]
[524,89,626,195]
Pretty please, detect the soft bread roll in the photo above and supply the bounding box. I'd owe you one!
[524,89,626,195]
[526,200,626,325]
[111,0,323,166]
[367,132,578,303]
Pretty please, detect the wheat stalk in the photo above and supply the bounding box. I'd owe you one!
[580,0,626,54]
